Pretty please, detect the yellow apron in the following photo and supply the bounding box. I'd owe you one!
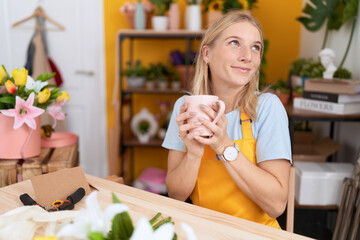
[190,111,281,229]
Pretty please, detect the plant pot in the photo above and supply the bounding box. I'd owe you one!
[158,81,168,90]
[126,76,145,88]
[152,16,168,31]
[277,93,290,106]
[175,65,195,89]
[185,5,202,31]
[0,114,41,159]
[171,81,181,90]
[145,81,155,90]
[125,11,135,29]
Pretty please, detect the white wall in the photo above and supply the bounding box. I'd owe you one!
[298,2,360,164]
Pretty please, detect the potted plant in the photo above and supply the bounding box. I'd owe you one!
[145,66,156,90]
[171,71,181,90]
[150,0,171,30]
[202,0,257,27]
[170,50,196,89]
[124,60,147,88]
[0,65,69,159]
[272,78,290,106]
[185,0,202,31]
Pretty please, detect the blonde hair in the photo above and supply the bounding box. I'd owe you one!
[191,11,264,120]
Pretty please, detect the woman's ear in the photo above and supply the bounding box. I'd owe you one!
[202,45,210,64]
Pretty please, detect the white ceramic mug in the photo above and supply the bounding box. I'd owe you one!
[184,95,225,137]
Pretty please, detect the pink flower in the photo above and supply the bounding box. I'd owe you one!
[47,100,65,120]
[0,92,44,129]
[46,100,66,128]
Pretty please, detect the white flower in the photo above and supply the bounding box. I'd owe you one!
[57,191,128,239]
[130,218,174,240]
[25,75,48,93]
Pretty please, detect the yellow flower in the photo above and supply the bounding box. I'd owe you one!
[5,80,16,94]
[37,88,50,104]
[209,0,223,12]
[57,91,70,102]
[238,0,249,10]
[0,65,7,84]
[11,68,28,86]
[32,236,58,240]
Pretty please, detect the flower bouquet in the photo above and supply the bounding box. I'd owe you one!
[54,191,196,239]
[0,65,69,159]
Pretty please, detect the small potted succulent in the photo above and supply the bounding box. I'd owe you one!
[124,60,147,88]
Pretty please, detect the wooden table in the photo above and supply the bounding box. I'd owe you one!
[0,175,312,240]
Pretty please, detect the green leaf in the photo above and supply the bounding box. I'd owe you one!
[89,232,106,240]
[111,192,121,203]
[297,0,331,31]
[0,96,15,105]
[343,0,358,23]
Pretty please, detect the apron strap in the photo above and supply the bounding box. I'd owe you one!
[240,111,253,140]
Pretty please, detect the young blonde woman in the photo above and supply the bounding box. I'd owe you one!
[162,12,292,229]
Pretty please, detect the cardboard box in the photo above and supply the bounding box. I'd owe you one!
[294,162,353,206]
[293,138,341,162]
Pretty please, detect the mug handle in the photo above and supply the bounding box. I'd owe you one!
[212,100,225,124]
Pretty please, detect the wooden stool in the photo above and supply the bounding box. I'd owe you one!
[0,160,18,187]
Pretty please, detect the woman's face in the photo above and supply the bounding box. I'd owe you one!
[203,21,262,89]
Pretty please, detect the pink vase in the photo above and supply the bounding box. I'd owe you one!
[168,3,180,30]
[0,114,41,159]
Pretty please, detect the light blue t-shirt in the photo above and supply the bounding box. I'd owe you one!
[162,93,292,163]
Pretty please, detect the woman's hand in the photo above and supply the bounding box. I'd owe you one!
[176,103,206,159]
[193,104,233,155]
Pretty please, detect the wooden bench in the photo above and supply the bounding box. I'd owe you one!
[0,142,79,187]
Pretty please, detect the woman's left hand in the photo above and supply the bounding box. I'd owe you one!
[193,104,233,155]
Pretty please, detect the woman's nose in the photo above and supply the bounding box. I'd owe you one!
[238,47,252,62]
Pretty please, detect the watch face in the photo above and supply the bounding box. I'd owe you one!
[224,146,238,161]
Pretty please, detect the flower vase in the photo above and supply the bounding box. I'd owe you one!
[185,5,202,31]
[125,11,135,29]
[135,2,146,30]
[175,65,195,89]
[0,114,41,159]
[168,3,180,30]
[207,11,223,28]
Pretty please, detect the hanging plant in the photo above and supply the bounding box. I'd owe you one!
[297,0,358,68]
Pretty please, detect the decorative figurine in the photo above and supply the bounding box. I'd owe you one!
[319,48,337,79]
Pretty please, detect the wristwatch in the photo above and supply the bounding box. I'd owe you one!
[216,143,240,162]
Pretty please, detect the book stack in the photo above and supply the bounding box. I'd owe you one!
[293,78,360,115]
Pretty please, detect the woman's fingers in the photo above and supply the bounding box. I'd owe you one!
[179,121,202,138]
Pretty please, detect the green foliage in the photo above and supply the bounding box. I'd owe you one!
[334,67,352,79]
[138,120,150,133]
[124,60,147,77]
[300,60,325,78]
[272,79,290,94]
[289,58,308,76]
[297,0,353,32]
[150,0,171,15]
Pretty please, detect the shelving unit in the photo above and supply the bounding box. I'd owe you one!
[116,30,204,181]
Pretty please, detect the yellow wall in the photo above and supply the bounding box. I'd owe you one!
[104,0,303,178]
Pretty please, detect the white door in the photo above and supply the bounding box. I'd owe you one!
[0,0,108,177]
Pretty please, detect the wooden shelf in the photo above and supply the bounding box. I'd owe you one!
[122,88,187,95]
[123,137,164,147]
[118,29,205,39]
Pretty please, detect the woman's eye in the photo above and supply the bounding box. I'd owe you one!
[230,40,239,46]
[252,45,261,51]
